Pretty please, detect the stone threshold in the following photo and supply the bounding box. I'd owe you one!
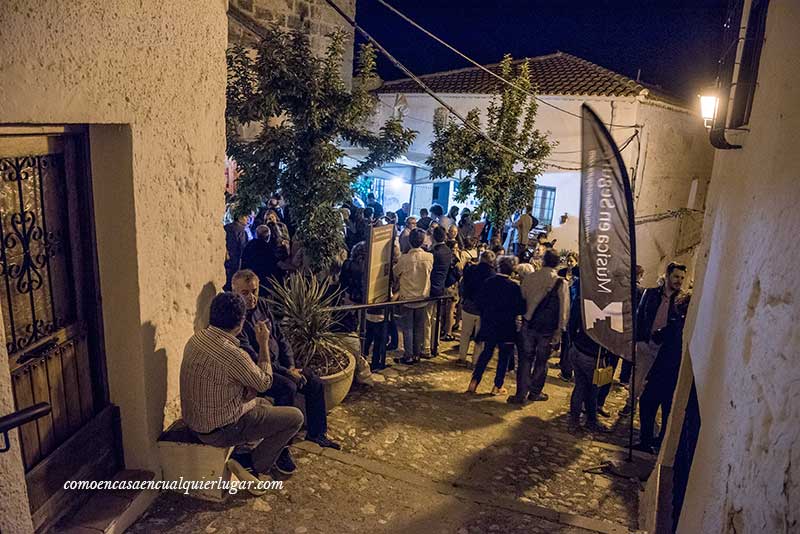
[58,470,158,534]
[292,440,638,534]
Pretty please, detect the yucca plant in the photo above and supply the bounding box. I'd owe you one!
[266,273,353,377]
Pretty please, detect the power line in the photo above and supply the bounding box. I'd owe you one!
[322,0,556,171]
[374,0,641,130]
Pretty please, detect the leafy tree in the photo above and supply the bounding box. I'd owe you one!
[226,27,416,271]
[427,55,554,228]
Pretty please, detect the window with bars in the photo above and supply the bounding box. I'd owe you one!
[532,186,556,228]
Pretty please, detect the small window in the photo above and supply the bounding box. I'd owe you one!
[730,0,769,128]
[532,186,556,228]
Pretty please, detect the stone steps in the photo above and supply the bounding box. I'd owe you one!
[58,470,158,534]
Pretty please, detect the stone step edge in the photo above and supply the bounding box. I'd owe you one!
[60,469,159,534]
[292,441,635,534]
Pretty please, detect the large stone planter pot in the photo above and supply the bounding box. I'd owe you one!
[318,350,356,411]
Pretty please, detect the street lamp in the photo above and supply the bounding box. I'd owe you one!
[699,91,718,129]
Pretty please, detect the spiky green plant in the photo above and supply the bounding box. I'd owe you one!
[266,273,352,376]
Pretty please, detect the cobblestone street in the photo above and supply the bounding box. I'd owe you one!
[130,341,650,534]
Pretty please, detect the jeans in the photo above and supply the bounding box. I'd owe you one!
[197,398,303,473]
[400,305,428,358]
[570,347,600,423]
[387,318,399,350]
[458,311,483,362]
[638,373,678,446]
[264,370,328,438]
[619,359,633,384]
[517,327,554,398]
[364,320,387,367]
[421,302,435,357]
[472,341,514,388]
[443,287,459,336]
[558,330,573,379]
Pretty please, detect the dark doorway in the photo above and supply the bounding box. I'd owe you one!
[0,128,121,531]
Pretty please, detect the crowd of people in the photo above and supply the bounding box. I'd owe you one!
[186,192,690,493]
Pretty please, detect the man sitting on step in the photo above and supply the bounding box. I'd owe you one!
[232,269,341,450]
[180,292,303,493]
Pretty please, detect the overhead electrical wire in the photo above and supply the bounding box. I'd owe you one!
[374,0,641,130]
[233,0,642,174]
[322,0,571,170]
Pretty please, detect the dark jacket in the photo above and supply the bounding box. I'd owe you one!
[396,208,408,227]
[476,274,525,343]
[340,257,366,304]
[238,298,295,376]
[568,283,609,359]
[461,262,495,315]
[417,216,432,230]
[367,200,384,219]
[636,286,681,342]
[224,221,249,272]
[240,238,279,293]
[429,242,453,297]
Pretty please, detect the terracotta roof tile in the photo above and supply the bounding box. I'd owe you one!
[376,52,685,108]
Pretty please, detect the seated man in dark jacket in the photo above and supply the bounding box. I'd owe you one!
[232,270,341,450]
[458,250,496,365]
[466,256,525,396]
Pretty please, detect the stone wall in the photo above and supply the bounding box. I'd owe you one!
[676,1,800,532]
[229,0,356,86]
[632,101,714,284]
[0,0,228,494]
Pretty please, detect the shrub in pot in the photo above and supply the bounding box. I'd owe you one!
[266,273,356,409]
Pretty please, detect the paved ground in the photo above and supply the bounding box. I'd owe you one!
[129,340,649,534]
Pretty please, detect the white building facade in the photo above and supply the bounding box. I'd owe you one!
[361,53,713,284]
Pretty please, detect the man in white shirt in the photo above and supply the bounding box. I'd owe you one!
[393,228,434,364]
[508,250,570,404]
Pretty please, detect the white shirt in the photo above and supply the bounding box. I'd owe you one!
[394,247,434,308]
[520,266,570,331]
[437,215,453,231]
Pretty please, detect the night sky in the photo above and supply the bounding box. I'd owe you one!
[355,0,728,103]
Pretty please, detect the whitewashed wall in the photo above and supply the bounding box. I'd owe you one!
[677,2,800,531]
[0,1,228,510]
[376,91,712,282]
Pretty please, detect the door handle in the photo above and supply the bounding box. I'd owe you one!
[17,340,59,365]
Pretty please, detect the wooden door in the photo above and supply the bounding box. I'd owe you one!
[0,129,120,531]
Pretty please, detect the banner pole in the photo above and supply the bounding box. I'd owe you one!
[628,342,636,462]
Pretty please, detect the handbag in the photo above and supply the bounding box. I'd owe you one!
[592,347,614,387]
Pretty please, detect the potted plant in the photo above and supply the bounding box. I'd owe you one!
[266,273,356,409]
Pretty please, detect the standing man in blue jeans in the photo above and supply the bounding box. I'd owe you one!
[509,250,570,404]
